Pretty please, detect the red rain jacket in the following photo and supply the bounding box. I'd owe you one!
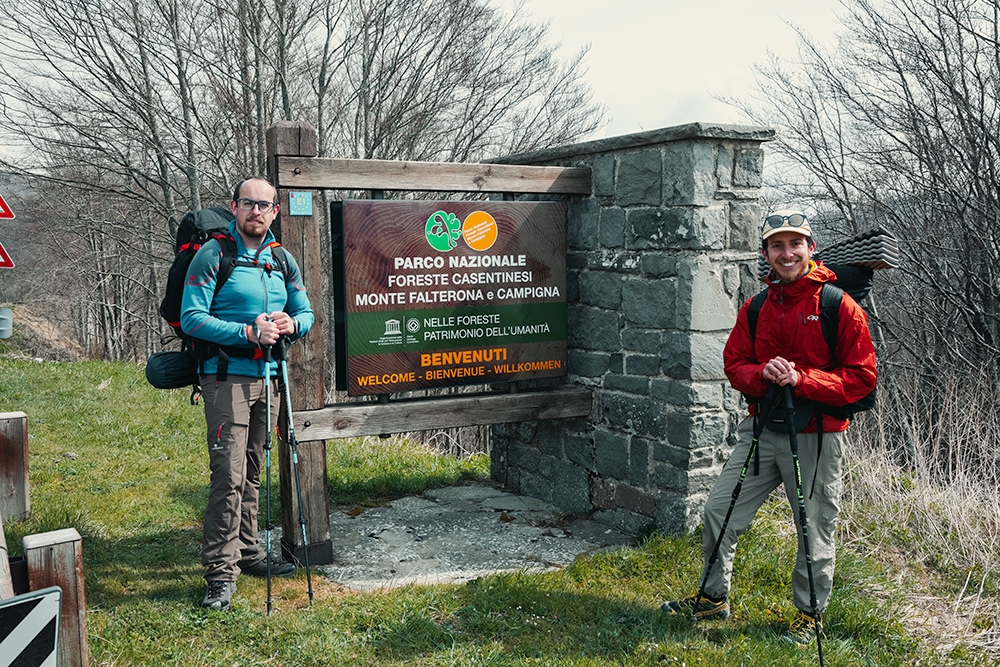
[723,261,877,433]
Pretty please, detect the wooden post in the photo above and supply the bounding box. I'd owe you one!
[0,508,13,600]
[23,528,89,667]
[266,121,334,565]
[0,411,30,521]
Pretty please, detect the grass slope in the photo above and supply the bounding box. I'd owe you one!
[0,357,989,666]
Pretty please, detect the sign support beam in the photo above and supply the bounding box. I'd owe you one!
[293,386,592,441]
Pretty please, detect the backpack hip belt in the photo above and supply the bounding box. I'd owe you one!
[192,340,266,382]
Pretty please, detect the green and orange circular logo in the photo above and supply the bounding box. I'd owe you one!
[424,210,498,252]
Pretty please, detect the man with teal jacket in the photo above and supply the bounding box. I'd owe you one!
[181,176,314,611]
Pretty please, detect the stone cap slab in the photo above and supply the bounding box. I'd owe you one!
[492,122,775,165]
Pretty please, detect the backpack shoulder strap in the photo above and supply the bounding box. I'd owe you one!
[813,282,846,494]
[212,233,242,297]
[266,243,291,279]
[747,288,768,341]
[272,245,290,275]
[819,282,844,361]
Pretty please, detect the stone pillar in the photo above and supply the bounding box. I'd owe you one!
[490,122,773,534]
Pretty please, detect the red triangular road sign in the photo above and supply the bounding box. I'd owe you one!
[0,240,13,268]
[0,193,13,220]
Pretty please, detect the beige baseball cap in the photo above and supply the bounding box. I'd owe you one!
[761,209,813,241]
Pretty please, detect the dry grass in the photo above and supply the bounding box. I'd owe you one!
[1,302,85,361]
[844,368,1000,659]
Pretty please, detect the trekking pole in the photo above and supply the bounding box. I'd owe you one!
[263,344,274,616]
[697,384,777,603]
[782,385,824,667]
[276,336,314,606]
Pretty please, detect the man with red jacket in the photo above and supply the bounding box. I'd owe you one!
[662,210,877,646]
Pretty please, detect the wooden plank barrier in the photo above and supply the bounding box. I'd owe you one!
[293,387,593,441]
[0,411,30,521]
[24,528,90,667]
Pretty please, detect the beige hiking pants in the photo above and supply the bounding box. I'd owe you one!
[700,415,846,615]
[200,374,278,582]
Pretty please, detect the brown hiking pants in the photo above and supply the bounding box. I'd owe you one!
[199,374,278,582]
[700,415,846,615]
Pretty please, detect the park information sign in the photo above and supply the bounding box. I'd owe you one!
[332,200,566,396]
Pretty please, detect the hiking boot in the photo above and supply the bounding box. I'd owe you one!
[783,609,822,646]
[239,554,295,577]
[201,580,236,611]
[661,593,730,621]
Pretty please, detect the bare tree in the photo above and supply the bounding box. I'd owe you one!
[742,0,1000,381]
[329,0,601,162]
[734,0,1000,470]
[0,0,603,360]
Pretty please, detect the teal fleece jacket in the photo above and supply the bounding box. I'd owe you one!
[180,220,314,378]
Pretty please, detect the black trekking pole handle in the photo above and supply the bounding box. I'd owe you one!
[273,335,289,363]
[782,384,825,666]
[697,383,778,602]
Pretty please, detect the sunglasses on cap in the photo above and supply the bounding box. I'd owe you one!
[764,213,807,228]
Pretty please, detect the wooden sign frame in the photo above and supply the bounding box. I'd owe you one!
[266,122,594,565]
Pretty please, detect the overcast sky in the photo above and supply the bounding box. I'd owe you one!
[499,0,845,139]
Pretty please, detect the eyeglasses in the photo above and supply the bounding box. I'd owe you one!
[236,198,277,213]
[764,213,807,228]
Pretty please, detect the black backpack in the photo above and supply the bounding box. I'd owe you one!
[746,265,876,419]
[147,207,290,397]
[159,207,233,334]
